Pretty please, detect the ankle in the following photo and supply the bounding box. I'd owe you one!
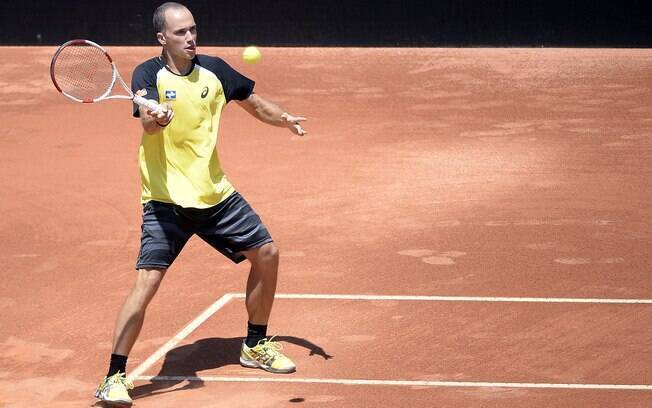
[107,353,128,377]
[245,321,268,347]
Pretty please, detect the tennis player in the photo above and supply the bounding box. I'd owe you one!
[95,2,306,405]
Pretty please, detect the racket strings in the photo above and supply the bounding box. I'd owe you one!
[53,45,114,101]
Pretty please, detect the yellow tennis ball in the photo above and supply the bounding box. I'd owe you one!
[242,46,262,64]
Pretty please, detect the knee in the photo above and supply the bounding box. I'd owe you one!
[262,243,279,263]
[254,243,279,266]
[135,268,166,293]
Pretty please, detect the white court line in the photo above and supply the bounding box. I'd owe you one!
[233,293,652,304]
[135,375,652,391]
[128,293,234,381]
[129,292,652,386]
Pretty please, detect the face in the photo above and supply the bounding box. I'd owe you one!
[157,7,197,60]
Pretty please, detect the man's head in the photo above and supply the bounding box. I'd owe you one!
[154,2,197,60]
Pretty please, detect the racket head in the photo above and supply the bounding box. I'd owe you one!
[50,39,117,103]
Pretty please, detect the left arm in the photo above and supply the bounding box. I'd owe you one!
[236,93,307,136]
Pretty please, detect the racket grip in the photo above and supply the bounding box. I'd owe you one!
[133,95,165,113]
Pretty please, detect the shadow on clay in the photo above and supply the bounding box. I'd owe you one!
[129,336,333,401]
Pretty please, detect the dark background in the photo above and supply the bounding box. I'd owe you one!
[1,0,650,47]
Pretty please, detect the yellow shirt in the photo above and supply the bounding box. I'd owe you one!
[131,55,255,208]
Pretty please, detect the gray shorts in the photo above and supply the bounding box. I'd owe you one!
[135,192,273,269]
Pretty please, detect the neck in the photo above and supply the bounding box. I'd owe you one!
[160,51,192,75]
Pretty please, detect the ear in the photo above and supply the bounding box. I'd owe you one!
[156,32,166,46]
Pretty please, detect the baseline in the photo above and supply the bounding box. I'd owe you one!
[241,293,652,304]
[135,375,652,391]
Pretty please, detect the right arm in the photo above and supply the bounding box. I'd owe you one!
[131,61,173,133]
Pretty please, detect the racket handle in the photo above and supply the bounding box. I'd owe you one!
[133,95,165,113]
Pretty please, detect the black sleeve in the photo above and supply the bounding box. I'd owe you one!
[131,59,161,118]
[200,56,255,103]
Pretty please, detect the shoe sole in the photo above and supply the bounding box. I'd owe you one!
[240,357,296,374]
[95,395,133,407]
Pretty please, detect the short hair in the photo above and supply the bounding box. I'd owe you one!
[153,2,187,33]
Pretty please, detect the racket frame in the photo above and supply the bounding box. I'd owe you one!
[50,39,162,112]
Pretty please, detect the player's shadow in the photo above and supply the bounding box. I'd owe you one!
[131,336,333,401]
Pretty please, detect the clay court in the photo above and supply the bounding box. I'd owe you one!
[0,46,651,407]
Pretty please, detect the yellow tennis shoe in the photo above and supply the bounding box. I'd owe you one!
[240,336,296,374]
[94,372,133,406]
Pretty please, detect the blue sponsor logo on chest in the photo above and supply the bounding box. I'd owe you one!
[164,90,177,100]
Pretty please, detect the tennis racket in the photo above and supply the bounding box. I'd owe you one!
[50,39,163,112]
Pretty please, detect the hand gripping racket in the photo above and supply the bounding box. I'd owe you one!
[50,39,164,113]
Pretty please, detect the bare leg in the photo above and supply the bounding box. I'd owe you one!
[111,268,167,356]
[242,243,279,325]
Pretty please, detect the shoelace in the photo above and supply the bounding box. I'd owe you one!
[109,372,134,390]
[253,336,283,358]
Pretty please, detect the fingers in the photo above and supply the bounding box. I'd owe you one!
[281,112,307,123]
[281,113,307,136]
[146,109,166,119]
[155,109,168,120]
[289,116,307,123]
[292,123,307,136]
[159,110,174,124]
[148,103,174,125]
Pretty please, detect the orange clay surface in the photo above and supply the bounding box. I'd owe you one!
[0,47,651,407]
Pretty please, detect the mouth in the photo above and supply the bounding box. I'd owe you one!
[185,45,196,52]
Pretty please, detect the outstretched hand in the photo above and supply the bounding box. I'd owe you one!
[281,112,307,136]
